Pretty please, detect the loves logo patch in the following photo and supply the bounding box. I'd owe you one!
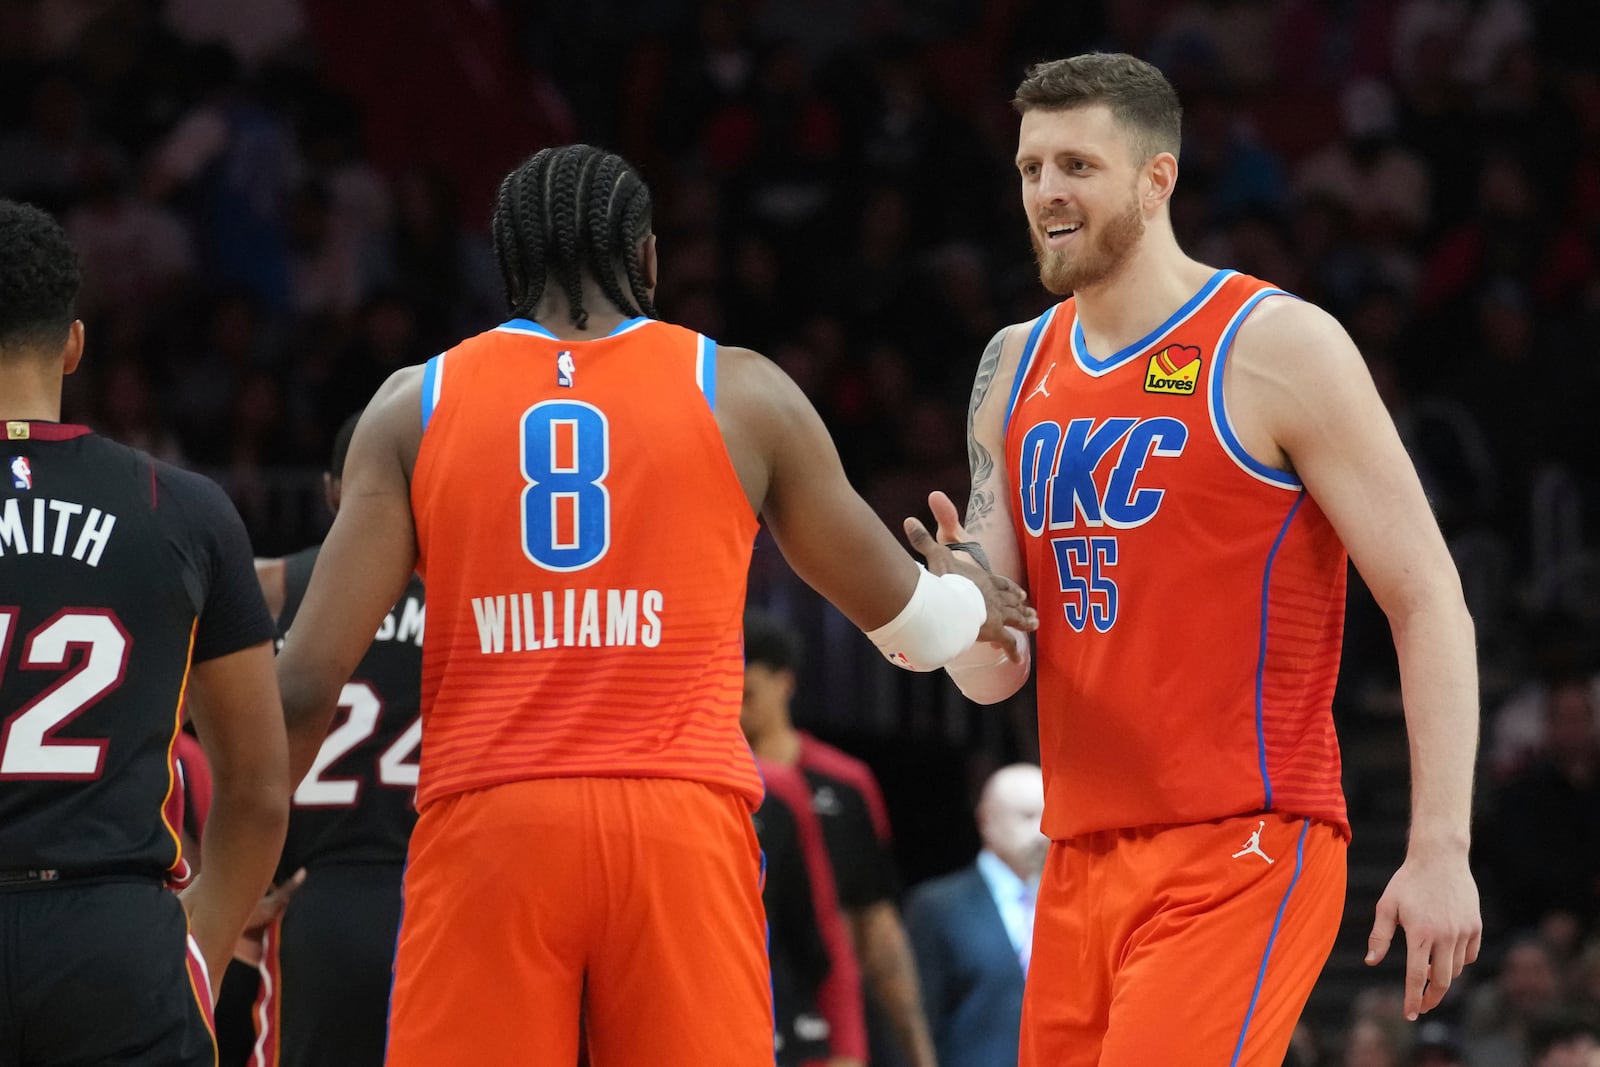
[1144,344,1202,395]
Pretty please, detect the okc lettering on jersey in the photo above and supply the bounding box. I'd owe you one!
[470,587,663,654]
[0,496,117,566]
[1017,416,1188,534]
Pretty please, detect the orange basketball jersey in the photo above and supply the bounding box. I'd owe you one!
[1003,271,1349,841]
[409,316,762,811]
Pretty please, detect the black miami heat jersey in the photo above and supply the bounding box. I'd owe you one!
[276,545,423,872]
[0,420,273,878]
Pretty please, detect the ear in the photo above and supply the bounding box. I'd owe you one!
[640,232,658,293]
[323,472,341,516]
[1143,152,1179,211]
[61,320,85,375]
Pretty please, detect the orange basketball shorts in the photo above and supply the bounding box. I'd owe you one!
[1021,812,1346,1067]
[384,776,775,1066]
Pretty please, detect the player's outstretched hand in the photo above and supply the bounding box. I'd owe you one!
[905,493,1037,662]
[233,867,307,966]
[1365,850,1481,1020]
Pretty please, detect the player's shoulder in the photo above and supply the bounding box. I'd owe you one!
[1230,289,1364,393]
[373,362,428,414]
[147,454,242,523]
[992,312,1052,362]
[1233,288,1351,354]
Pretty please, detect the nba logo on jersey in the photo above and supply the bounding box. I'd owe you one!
[556,351,576,388]
[10,456,31,490]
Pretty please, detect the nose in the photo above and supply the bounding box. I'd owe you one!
[1035,164,1071,209]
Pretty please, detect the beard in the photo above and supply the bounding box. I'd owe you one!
[1031,197,1145,296]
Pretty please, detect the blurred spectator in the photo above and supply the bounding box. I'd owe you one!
[904,763,1045,1067]
[169,287,274,463]
[1479,677,1600,933]
[758,759,856,1067]
[1177,86,1289,231]
[1525,1011,1600,1067]
[743,609,938,1067]
[1343,1015,1410,1067]
[379,164,498,350]
[1463,935,1567,1067]
[0,66,116,212]
[1296,78,1430,254]
[145,47,298,309]
[1413,1020,1466,1067]
[63,150,194,320]
[93,359,187,465]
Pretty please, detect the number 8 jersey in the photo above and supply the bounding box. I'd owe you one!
[409,317,763,811]
[1003,272,1350,841]
[0,422,275,878]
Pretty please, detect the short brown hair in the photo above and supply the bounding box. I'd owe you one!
[1013,53,1182,162]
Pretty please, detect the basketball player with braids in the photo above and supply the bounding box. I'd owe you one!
[923,54,1482,1066]
[274,144,1037,1066]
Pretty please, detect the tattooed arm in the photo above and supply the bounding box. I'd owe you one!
[922,322,1037,703]
[929,323,1031,582]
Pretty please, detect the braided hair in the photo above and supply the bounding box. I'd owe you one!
[490,144,658,329]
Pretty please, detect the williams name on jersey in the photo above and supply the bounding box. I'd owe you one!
[469,587,663,654]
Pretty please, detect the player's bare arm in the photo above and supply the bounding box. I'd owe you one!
[923,323,1039,703]
[851,902,939,1067]
[181,640,290,996]
[958,322,1030,582]
[715,345,1034,658]
[1227,297,1482,1019]
[277,368,423,787]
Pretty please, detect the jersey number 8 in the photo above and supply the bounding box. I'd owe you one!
[521,400,610,572]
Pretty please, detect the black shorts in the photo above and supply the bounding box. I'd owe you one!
[0,879,215,1067]
[252,863,405,1067]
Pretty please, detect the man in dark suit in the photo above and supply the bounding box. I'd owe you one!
[904,764,1046,1067]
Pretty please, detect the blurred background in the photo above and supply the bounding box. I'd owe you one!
[4,0,1598,1062]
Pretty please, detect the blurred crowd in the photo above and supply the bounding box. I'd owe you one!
[4,0,1599,1062]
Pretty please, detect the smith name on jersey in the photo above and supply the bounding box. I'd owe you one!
[0,495,118,565]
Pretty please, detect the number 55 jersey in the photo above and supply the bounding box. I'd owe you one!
[409,317,762,812]
[1003,272,1350,842]
[0,421,274,880]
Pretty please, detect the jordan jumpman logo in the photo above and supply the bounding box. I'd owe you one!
[1232,820,1275,864]
[1026,363,1056,401]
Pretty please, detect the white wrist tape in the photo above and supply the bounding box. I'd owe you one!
[866,566,986,672]
[944,627,1032,706]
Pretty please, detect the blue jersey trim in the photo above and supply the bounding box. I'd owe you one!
[761,847,778,1063]
[1003,306,1059,436]
[420,353,444,431]
[1228,819,1311,1066]
[1071,269,1234,374]
[697,334,718,411]
[496,317,651,338]
[608,316,651,337]
[1255,492,1306,807]
[1210,289,1300,489]
[498,317,558,338]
